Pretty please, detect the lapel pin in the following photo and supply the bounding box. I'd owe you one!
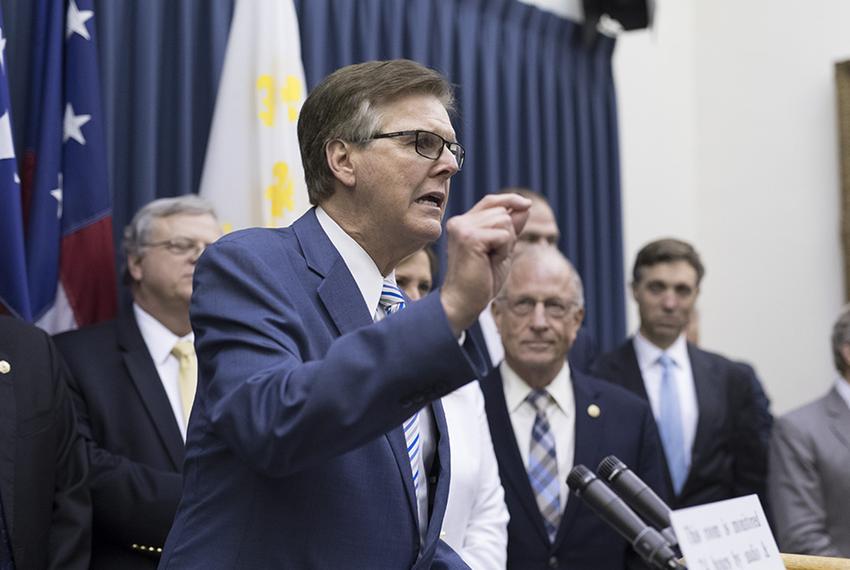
[587,404,601,418]
[0,360,10,375]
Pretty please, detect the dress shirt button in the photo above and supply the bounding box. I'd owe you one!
[548,555,559,568]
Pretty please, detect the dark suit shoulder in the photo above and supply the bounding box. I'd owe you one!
[54,318,120,349]
[589,339,635,374]
[573,368,649,410]
[0,315,52,350]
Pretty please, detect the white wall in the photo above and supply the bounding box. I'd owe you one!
[522,0,849,414]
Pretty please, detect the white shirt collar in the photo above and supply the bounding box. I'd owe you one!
[315,206,386,317]
[501,359,573,416]
[634,331,688,369]
[132,303,193,366]
[834,375,850,410]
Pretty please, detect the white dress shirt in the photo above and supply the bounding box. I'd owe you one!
[316,206,436,544]
[501,360,575,512]
[479,303,504,366]
[834,376,850,411]
[133,303,193,441]
[633,333,699,471]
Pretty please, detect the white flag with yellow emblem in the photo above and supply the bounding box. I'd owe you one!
[200,0,309,232]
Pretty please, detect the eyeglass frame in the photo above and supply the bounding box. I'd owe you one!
[495,295,579,320]
[368,130,465,171]
[141,237,210,257]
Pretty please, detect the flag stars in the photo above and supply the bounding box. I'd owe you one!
[64,103,91,145]
[0,27,7,71]
[51,174,63,219]
[66,0,93,41]
[0,112,14,160]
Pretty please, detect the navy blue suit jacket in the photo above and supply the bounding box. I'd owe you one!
[590,340,770,509]
[0,316,91,570]
[480,366,667,569]
[159,209,487,568]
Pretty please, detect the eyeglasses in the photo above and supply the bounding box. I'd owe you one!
[498,296,577,319]
[370,130,465,171]
[143,237,209,257]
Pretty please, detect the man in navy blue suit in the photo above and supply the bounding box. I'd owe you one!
[480,246,666,569]
[591,238,770,509]
[159,59,531,568]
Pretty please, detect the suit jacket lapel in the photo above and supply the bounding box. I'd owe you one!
[684,344,721,498]
[0,349,15,540]
[118,314,185,470]
[294,209,419,524]
[554,372,601,547]
[826,387,850,452]
[424,400,451,543]
[294,209,374,336]
[480,371,551,545]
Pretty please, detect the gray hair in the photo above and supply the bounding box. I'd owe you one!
[832,304,850,374]
[501,245,585,309]
[122,195,217,259]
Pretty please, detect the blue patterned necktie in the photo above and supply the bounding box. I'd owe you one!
[379,278,421,489]
[658,354,688,495]
[526,388,561,543]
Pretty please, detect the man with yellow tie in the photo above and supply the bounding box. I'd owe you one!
[54,195,221,570]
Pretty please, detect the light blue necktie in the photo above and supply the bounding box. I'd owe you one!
[658,354,688,495]
[379,278,420,489]
[526,389,561,543]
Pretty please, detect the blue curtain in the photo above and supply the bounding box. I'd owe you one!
[2,0,624,348]
[92,0,234,251]
[294,0,625,349]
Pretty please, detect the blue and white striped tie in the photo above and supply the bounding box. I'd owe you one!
[379,278,420,489]
[527,388,561,543]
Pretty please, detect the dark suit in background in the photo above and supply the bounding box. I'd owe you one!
[482,367,666,569]
[591,340,768,508]
[0,316,90,570]
[55,312,184,569]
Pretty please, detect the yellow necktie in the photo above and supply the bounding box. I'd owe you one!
[171,340,197,428]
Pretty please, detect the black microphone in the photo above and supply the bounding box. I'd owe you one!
[567,465,682,570]
[598,455,679,548]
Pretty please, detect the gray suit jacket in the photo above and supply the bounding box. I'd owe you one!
[768,386,850,556]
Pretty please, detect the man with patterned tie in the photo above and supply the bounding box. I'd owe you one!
[158,59,530,569]
[480,246,666,569]
[54,196,221,569]
[591,238,769,508]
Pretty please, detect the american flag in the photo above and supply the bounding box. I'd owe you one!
[18,0,116,332]
[0,7,30,320]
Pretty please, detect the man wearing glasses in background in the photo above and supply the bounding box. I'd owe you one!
[159,59,530,568]
[54,196,221,569]
[481,246,665,569]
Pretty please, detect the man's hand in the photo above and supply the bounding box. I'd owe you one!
[440,193,531,336]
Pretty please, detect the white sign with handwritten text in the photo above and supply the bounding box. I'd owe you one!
[670,495,783,570]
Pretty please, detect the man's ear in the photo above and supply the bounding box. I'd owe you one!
[573,306,585,328]
[127,254,144,283]
[325,139,356,189]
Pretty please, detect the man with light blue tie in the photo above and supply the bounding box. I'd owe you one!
[158,59,531,568]
[591,238,769,508]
